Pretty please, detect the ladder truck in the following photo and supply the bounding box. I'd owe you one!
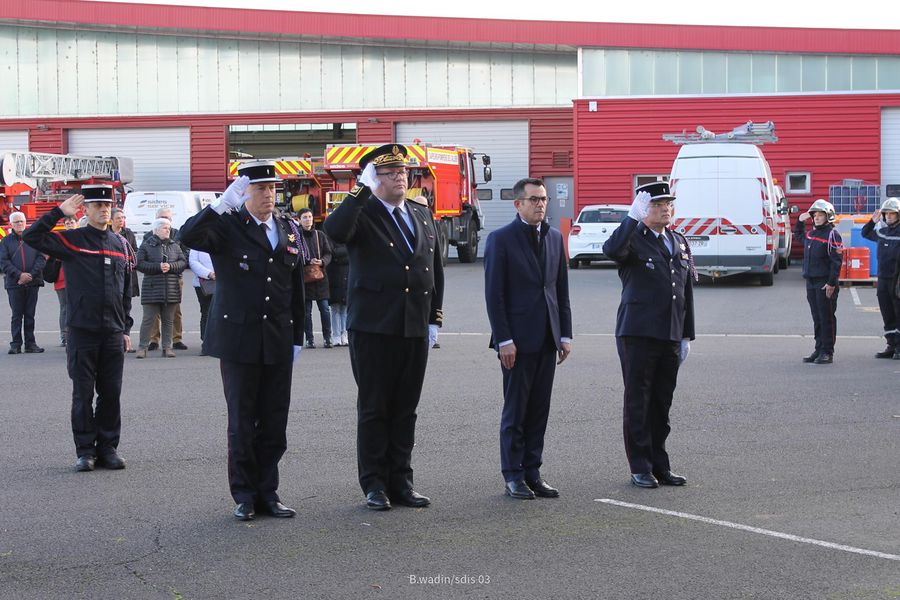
[228,156,333,224]
[0,151,134,235]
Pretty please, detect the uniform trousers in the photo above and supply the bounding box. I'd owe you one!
[499,343,557,482]
[220,359,293,504]
[616,335,680,475]
[806,278,839,354]
[56,289,67,344]
[349,330,428,495]
[66,327,124,458]
[7,286,39,349]
[876,276,900,347]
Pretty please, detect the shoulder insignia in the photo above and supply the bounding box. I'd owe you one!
[349,184,364,198]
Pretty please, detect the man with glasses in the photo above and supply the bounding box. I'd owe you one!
[1,212,46,354]
[325,144,444,511]
[603,182,695,489]
[484,177,572,500]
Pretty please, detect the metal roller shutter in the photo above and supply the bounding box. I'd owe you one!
[0,130,29,152]
[882,109,900,198]
[396,120,528,258]
[68,128,190,191]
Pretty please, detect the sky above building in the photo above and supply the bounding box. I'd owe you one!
[92,0,898,30]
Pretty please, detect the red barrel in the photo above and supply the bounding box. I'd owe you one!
[846,247,870,279]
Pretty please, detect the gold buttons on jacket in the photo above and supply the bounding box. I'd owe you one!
[405,288,410,293]
[263,314,268,319]
[404,266,410,271]
[268,258,273,263]
[265,296,270,302]
[224,314,228,319]
[267,277,271,282]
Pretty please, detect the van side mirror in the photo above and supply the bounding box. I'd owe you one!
[483,166,492,183]
[481,155,491,166]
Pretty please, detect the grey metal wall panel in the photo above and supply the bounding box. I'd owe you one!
[396,120,528,258]
[68,128,190,191]
[882,108,900,198]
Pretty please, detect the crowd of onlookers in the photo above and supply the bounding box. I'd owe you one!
[1,206,355,357]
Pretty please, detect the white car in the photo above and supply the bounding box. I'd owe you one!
[567,204,629,268]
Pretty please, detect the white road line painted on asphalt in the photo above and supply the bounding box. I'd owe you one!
[851,287,862,306]
[595,499,900,562]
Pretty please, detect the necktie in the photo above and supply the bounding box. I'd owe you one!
[657,231,670,255]
[393,207,415,250]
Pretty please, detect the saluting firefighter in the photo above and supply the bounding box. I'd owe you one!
[795,199,843,365]
[602,182,695,489]
[23,185,134,472]
[861,198,900,359]
[324,144,444,511]
[179,161,306,522]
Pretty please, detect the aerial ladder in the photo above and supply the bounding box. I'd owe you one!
[662,121,778,145]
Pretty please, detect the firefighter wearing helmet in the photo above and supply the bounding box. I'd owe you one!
[861,197,900,359]
[795,199,843,364]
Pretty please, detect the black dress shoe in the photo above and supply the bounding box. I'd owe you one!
[323,340,333,349]
[147,342,159,351]
[366,490,391,510]
[526,478,560,498]
[258,501,296,518]
[234,502,255,521]
[75,456,96,472]
[24,345,44,353]
[97,452,126,470]
[173,342,188,350]
[505,479,535,499]
[875,346,895,359]
[631,473,659,488]
[802,351,819,363]
[814,353,833,364]
[654,470,687,486]
[7,347,21,355]
[391,489,431,508]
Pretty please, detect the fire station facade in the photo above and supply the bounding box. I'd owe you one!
[2,1,900,248]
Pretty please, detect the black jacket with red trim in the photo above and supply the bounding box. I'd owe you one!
[23,207,133,333]
[796,220,844,286]
[0,231,46,289]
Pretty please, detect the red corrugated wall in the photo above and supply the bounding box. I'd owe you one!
[574,94,900,217]
[28,127,66,154]
[190,124,228,192]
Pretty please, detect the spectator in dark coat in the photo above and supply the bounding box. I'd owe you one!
[298,208,333,348]
[1,211,46,353]
[135,218,186,358]
[327,238,350,346]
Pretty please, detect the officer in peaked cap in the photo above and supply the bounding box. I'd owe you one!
[180,158,307,522]
[602,180,695,489]
[325,142,444,511]
[23,183,135,472]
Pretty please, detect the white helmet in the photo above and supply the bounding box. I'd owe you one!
[880,197,900,214]
[808,199,836,223]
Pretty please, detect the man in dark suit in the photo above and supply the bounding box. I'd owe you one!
[325,144,444,511]
[484,178,572,500]
[602,181,695,489]
[179,161,306,521]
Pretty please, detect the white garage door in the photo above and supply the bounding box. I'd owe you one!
[396,120,528,258]
[882,109,900,198]
[0,130,29,152]
[68,128,190,191]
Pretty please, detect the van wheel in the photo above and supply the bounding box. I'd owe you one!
[569,258,580,269]
[760,273,774,286]
[457,219,478,263]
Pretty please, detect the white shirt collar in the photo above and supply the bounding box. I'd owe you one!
[248,212,275,229]
[377,196,407,215]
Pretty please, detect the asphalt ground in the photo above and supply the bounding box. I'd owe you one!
[0,262,898,599]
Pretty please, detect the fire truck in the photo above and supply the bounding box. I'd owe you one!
[0,151,133,235]
[228,157,333,224]
[323,142,491,264]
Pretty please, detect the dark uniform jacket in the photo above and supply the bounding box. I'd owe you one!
[136,234,186,304]
[603,216,695,342]
[861,219,900,280]
[327,240,350,305]
[23,207,133,333]
[324,187,444,337]
[795,220,843,285]
[0,231,46,289]
[179,205,305,364]
[484,218,572,353]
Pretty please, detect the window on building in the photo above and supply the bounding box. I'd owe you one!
[477,189,493,201]
[786,172,811,195]
[634,174,669,188]
[500,188,515,200]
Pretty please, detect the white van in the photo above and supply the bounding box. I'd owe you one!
[669,143,779,285]
[124,191,219,246]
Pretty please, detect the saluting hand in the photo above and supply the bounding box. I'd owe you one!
[359,163,379,189]
[798,212,811,222]
[557,342,572,365]
[871,209,882,223]
[58,194,84,217]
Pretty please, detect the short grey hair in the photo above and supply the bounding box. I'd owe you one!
[155,207,173,218]
[152,217,172,233]
[8,211,25,224]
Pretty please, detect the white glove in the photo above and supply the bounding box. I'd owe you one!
[679,339,690,364]
[359,163,379,189]
[628,191,651,221]
[428,324,439,348]
[213,176,250,214]
[293,345,303,362]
